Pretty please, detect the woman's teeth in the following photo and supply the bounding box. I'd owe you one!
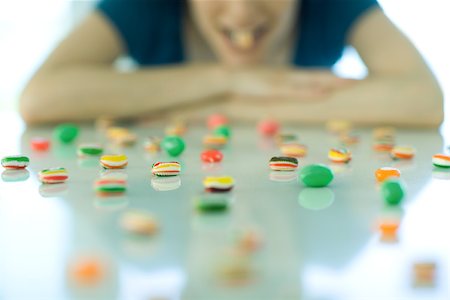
[230,30,255,50]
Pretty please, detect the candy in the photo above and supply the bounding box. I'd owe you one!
[77,143,103,157]
[328,148,352,163]
[100,154,128,169]
[378,220,399,242]
[326,120,352,135]
[106,127,137,146]
[373,126,396,140]
[299,164,334,187]
[203,135,228,149]
[432,154,450,168]
[204,176,235,193]
[151,161,181,177]
[194,193,230,212]
[151,176,181,191]
[413,262,437,286]
[94,178,127,197]
[375,167,401,182]
[258,119,280,137]
[39,167,69,184]
[207,113,229,130]
[69,257,105,286]
[30,137,50,151]
[161,136,185,157]
[275,133,298,145]
[339,131,360,145]
[373,137,395,152]
[233,229,263,254]
[1,155,29,169]
[280,143,307,157]
[201,149,224,163]
[165,121,187,136]
[144,136,161,153]
[120,210,158,235]
[391,146,415,160]
[54,123,79,143]
[381,179,405,205]
[269,156,298,171]
[213,125,231,138]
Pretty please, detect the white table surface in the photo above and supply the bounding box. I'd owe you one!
[0,113,449,300]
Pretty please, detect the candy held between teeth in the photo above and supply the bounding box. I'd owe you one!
[54,123,79,143]
[391,146,415,160]
[280,143,307,157]
[152,161,181,177]
[381,179,405,206]
[161,136,185,157]
[39,167,69,184]
[375,167,401,182]
[1,155,30,169]
[432,154,450,168]
[299,164,334,187]
[328,148,352,163]
[258,119,280,137]
[269,156,298,171]
[201,149,224,163]
[100,154,128,169]
[204,176,235,193]
[77,144,103,157]
[120,210,158,235]
[30,137,50,151]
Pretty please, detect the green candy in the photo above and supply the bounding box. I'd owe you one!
[381,179,405,206]
[299,164,334,187]
[195,194,229,212]
[54,123,79,143]
[161,136,185,157]
[213,125,231,138]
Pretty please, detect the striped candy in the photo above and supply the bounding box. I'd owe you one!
[203,135,228,149]
[328,148,352,163]
[269,156,298,171]
[391,146,415,160]
[203,176,234,193]
[1,155,30,169]
[280,143,308,157]
[432,154,450,168]
[78,144,104,157]
[152,161,181,177]
[94,178,127,196]
[100,154,128,169]
[39,167,69,184]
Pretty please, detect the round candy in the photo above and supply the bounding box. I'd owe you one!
[258,119,280,137]
[201,149,224,163]
[375,167,401,182]
[100,154,128,169]
[328,148,352,163]
[381,179,405,206]
[39,167,69,184]
[120,210,158,235]
[432,154,450,168]
[299,164,334,187]
[1,155,30,169]
[54,123,79,143]
[213,125,231,138]
[161,136,185,157]
[152,161,181,177]
[391,146,415,160]
[30,137,50,151]
[207,113,229,130]
[269,156,298,171]
[77,144,103,157]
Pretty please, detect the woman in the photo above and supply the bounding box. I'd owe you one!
[20,0,443,126]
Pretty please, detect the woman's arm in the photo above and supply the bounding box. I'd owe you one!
[20,12,230,124]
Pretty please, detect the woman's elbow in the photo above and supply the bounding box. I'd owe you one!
[19,80,57,125]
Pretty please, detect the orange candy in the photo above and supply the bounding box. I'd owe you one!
[69,258,104,285]
[375,167,401,182]
[379,221,399,242]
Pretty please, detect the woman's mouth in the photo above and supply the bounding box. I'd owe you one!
[220,25,269,53]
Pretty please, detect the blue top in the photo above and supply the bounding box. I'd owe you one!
[97,0,378,68]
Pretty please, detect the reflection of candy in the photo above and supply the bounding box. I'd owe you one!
[432,168,450,180]
[1,155,30,169]
[207,113,228,130]
[391,146,415,160]
[31,137,50,151]
[299,164,334,187]
[298,188,335,210]
[100,169,128,180]
[151,176,181,191]
[194,193,230,212]
[100,154,128,169]
[77,143,103,157]
[375,167,401,182]
[432,154,450,168]
[39,183,68,197]
[258,119,280,137]
[280,143,307,157]
[2,169,30,182]
[144,136,161,153]
[413,262,437,286]
[203,135,228,149]
[269,171,297,182]
[269,156,298,171]
[201,149,224,163]
[68,257,104,286]
[39,167,69,184]
[94,178,127,196]
[93,196,129,212]
[120,210,158,235]
[152,161,181,177]
[328,148,351,163]
[204,176,234,193]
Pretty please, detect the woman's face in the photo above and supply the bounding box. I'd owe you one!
[189,0,299,66]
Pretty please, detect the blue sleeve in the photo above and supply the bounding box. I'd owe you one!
[97,0,184,65]
[294,0,379,67]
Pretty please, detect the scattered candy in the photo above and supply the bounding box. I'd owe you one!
[1,155,29,169]
[203,135,228,149]
[144,136,161,153]
[207,113,228,130]
[373,127,396,140]
[204,176,235,193]
[54,123,79,144]
[373,137,395,152]
[269,156,298,171]
[328,148,352,163]
[161,136,185,157]
[151,161,181,177]
[39,167,69,184]
[258,119,280,137]
[201,149,224,163]
[413,262,437,287]
[30,137,50,151]
[275,133,298,145]
[100,154,128,169]
[378,220,400,242]
[68,257,104,286]
[106,127,137,146]
[94,178,127,197]
[280,143,307,157]
[77,143,103,158]
[432,154,450,168]
[339,131,360,145]
[326,120,352,135]
[165,121,187,136]
[381,179,405,206]
[151,176,181,191]
[213,125,231,138]
[194,193,230,212]
[375,167,401,183]
[120,210,158,235]
[299,164,334,187]
[391,146,415,160]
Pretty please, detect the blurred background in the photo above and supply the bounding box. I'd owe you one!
[0,0,448,132]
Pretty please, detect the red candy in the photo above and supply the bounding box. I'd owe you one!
[258,119,280,137]
[31,137,51,151]
[207,114,228,130]
[201,149,223,163]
